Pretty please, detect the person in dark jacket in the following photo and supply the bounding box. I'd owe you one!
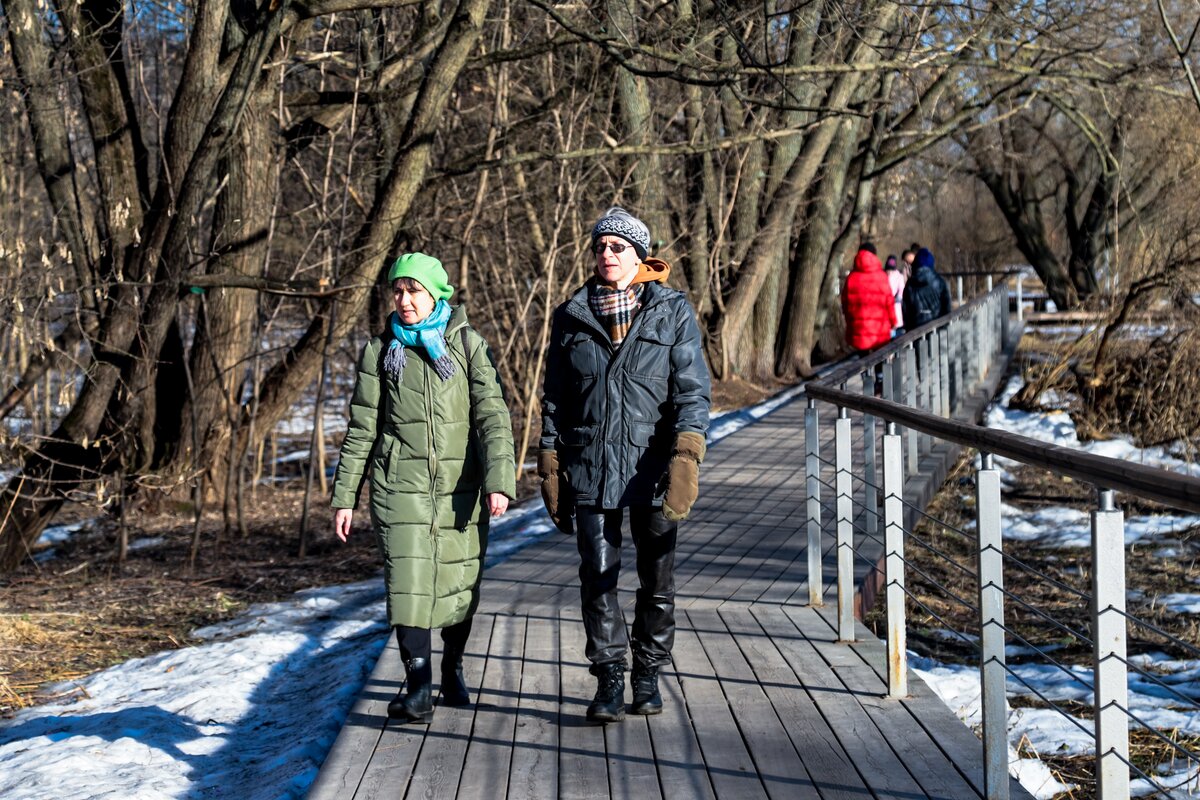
[539,207,711,724]
[902,246,952,330]
[841,243,897,354]
[331,252,515,724]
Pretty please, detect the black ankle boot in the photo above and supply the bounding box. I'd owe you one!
[388,657,434,723]
[629,665,663,715]
[586,663,626,723]
[440,658,470,707]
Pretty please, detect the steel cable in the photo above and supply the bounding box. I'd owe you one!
[998,664,1095,739]
[993,585,1094,648]
[899,588,983,652]
[1113,608,1200,661]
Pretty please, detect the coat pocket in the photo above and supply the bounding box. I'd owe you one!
[559,424,597,448]
[628,421,655,447]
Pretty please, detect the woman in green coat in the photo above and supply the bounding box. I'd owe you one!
[332,252,515,724]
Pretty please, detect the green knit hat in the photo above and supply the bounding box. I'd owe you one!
[387,252,454,300]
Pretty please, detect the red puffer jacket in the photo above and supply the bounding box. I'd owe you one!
[842,250,898,352]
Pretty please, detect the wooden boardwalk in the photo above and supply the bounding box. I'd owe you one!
[310,388,1032,800]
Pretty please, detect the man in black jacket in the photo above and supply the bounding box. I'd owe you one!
[902,246,952,330]
[538,207,711,723]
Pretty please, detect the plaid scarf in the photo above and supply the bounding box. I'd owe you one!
[587,281,645,346]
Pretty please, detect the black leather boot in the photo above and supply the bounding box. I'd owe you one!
[388,657,434,723]
[440,658,470,707]
[586,663,626,723]
[629,665,663,715]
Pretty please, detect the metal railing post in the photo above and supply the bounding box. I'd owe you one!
[937,326,950,417]
[977,453,1009,800]
[806,399,823,607]
[904,344,918,476]
[1093,489,1130,800]
[883,423,907,698]
[918,336,932,455]
[1016,277,1024,321]
[986,274,994,292]
[999,286,1010,348]
[930,329,944,418]
[956,275,964,304]
[967,309,980,390]
[861,372,878,538]
[952,318,965,413]
[975,311,986,383]
[835,406,855,641]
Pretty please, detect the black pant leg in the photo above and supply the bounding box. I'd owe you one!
[395,625,432,663]
[440,618,473,662]
[629,506,678,671]
[576,506,629,672]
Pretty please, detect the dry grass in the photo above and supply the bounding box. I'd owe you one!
[1014,319,1200,460]
[0,483,382,717]
[1022,728,1200,798]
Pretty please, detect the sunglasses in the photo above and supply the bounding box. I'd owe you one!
[593,240,631,255]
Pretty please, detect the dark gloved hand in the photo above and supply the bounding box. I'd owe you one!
[538,449,574,535]
[662,431,706,521]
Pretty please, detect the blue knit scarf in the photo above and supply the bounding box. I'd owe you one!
[383,301,456,382]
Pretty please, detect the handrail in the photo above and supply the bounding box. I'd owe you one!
[939,268,1026,278]
[804,384,1200,514]
[805,277,1198,799]
[819,276,1009,388]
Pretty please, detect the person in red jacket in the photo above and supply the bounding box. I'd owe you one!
[842,243,898,355]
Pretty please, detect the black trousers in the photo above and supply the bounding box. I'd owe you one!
[394,619,473,667]
[575,505,678,674]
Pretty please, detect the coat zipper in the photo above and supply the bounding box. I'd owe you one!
[425,363,438,626]
[563,285,663,506]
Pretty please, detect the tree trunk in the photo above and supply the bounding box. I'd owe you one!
[777,117,860,377]
[182,85,279,492]
[607,0,670,251]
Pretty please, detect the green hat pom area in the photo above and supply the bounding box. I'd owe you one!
[386,252,455,300]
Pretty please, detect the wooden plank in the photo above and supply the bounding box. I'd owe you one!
[767,605,931,799]
[678,523,794,610]
[402,616,497,800]
[840,660,984,799]
[506,611,560,799]
[671,611,770,799]
[729,606,872,800]
[807,605,1036,800]
[556,607,610,800]
[688,607,820,799]
[457,614,526,799]
[647,667,717,799]
[606,715,662,799]
[306,638,396,800]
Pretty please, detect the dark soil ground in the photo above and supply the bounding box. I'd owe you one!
[0,376,788,717]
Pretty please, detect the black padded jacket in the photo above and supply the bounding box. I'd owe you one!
[540,280,711,509]
[902,265,952,330]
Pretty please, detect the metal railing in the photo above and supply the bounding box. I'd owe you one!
[804,280,1200,799]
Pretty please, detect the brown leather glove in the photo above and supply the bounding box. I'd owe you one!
[662,431,706,521]
[538,449,573,535]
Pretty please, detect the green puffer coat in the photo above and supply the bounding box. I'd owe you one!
[331,306,515,629]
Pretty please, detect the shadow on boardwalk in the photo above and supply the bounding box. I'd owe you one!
[310,389,1034,800]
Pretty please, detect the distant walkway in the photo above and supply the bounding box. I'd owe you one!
[310,386,1032,799]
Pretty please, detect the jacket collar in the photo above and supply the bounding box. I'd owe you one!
[564,279,669,347]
